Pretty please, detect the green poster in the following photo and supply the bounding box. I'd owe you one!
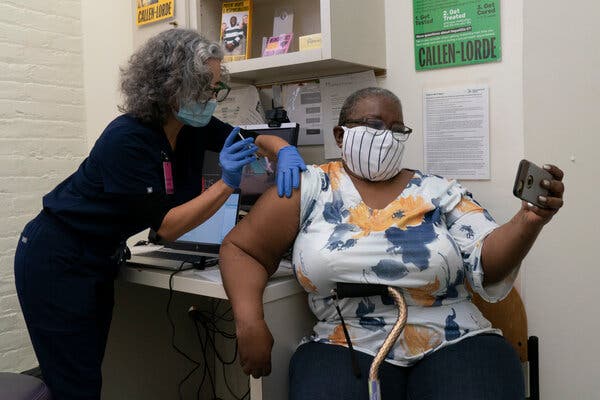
[413,0,501,71]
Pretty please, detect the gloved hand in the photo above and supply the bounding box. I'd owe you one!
[219,127,258,189]
[276,146,307,198]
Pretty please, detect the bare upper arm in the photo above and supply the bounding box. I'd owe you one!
[222,185,301,274]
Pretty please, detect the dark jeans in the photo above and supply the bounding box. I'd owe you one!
[14,212,119,400]
[290,335,525,400]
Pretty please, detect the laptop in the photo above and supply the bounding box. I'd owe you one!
[129,192,240,270]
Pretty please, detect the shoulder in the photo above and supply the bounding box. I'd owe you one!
[411,171,463,193]
[102,114,158,141]
[298,164,334,227]
[96,115,161,152]
[316,160,343,176]
[89,115,166,193]
[408,171,469,211]
[302,162,343,193]
[415,170,452,185]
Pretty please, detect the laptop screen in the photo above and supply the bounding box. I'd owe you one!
[159,192,240,253]
[202,123,300,208]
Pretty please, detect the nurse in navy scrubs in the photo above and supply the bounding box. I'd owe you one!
[13,28,306,400]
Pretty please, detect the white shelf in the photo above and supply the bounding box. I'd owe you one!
[224,48,385,85]
[193,0,387,85]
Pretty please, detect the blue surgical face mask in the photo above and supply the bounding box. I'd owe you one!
[175,99,217,127]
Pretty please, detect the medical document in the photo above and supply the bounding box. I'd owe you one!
[423,85,490,179]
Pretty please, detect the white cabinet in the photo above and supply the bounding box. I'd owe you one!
[191,0,387,85]
[133,0,387,84]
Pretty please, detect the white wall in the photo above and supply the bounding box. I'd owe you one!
[381,0,524,226]
[523,1,600,397]
[0,0,134,373]
[0,0,87,371]
[81,1,133,149]
[384,1,598,397]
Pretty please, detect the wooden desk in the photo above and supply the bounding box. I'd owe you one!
[102,264,316,400]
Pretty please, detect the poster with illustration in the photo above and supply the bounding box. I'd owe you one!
[221,0,253,62]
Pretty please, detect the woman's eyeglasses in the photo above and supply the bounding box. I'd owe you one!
[344,118,412,141]
[210,81,231,102]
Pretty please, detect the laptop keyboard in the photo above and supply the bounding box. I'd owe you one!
[141,250,216,264]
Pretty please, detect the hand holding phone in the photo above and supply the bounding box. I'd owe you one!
[512,159,553,208]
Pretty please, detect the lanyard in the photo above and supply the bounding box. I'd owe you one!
[161,151,174,194]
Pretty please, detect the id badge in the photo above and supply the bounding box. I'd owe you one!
[162,152,174,194]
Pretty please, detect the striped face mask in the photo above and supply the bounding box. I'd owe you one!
[341,126,405,181]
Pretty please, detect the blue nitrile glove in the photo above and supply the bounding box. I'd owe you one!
[276,146,307,198]
[219,127,258,189]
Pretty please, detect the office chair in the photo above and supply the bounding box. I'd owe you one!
[0,372,52,400]
[470,287,539,400]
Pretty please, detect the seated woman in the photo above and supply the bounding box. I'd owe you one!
[219,87,564,400]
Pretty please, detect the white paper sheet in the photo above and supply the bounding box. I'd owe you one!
[320,70,377,159]
[282,82,323,145]
[273,7,294,36]
[423,86,490,180]
[213,85,266,126]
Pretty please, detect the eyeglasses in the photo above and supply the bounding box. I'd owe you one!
[344,118,412,141]
[210,81,231,102]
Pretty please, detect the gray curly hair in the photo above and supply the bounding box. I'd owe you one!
[119,29,228,125]
[338,87,402,126]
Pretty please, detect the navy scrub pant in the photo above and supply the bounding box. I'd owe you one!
[14,211,120,400]
[290,335,525,400]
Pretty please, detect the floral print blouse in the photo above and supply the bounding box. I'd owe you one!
[292,162,518,366]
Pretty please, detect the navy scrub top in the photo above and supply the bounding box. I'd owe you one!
[42,114,234,253]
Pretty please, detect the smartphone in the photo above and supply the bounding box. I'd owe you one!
[512,159,553,208]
